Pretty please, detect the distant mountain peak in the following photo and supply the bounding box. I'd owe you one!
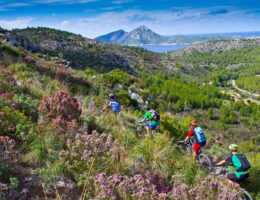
[136,25,149,30]
[95,26,165,45]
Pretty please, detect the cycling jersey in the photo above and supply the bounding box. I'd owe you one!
[225,154,249,178]
[143,111,158,124]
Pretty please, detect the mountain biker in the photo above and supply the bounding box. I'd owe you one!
[216,144,250,187]
[102,93,120,115]
[184,119,206,159]
[139,105,160,138]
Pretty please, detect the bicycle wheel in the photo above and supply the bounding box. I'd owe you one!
[197,154,212,171]
[238,189,253,200]
[177,141,191,155]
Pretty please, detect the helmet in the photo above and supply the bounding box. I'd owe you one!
[228,144,238,151]
[143,105,150,111]
[108,93,114,98]
[190,119,197,126]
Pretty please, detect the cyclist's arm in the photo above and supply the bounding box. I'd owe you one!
[216,155,232,166]
[184,129,193,142]
[102,101,112,111]
[216,160,226,166]
[102,103,111,111]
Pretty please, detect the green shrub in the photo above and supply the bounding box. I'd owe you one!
[9,177,20,189]
[0,44,21,57]
[0,106,35,142]
[103,69,133,87]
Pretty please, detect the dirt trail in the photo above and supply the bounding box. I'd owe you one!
[231,80,259,97]
[229,80,260,105]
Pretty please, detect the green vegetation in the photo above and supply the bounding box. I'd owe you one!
[237,76,260,93]
[0,30,259,199]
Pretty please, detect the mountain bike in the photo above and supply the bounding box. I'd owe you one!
[177,138,212,171]
[212,166,253,200]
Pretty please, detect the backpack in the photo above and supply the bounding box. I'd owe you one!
[232,153,251,172]
[110,100,120,113]
[150,109,160,121]
[194,127,206,145]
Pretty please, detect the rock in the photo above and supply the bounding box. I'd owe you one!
[0,183,8,191]
[54,177,81,200]
[55,177,76,190]
[115,83,124,89]
[19,188,29,200]
[130,93,143,104]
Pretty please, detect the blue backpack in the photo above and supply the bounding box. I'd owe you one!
[110,100,120,113]
[194,127,206,145]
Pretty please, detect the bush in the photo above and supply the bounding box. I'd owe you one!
[0,66,17,93]
[59,132,126,186]
[91,172,168,199]
[103,69,133,87]
[38,91,81,134]
[0,136,20,165]
[0,44,21,57]
[0,106,35,141]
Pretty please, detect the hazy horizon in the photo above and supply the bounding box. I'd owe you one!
[0,0,260,38]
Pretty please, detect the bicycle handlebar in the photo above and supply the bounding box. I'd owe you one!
[212,166,228,176]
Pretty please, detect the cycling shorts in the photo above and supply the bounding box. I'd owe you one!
[227,173,249,182]
[193,143,203,154]
[146,121,159,130]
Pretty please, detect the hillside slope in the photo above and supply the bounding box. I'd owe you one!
[2,27,171,73]
[0,31,259,199]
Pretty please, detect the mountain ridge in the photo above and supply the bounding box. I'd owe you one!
[95,26,260,45]
[95,25,166,45]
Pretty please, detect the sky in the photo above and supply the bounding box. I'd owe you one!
[0,0,260,38]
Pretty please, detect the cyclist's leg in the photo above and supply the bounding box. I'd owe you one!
[193,143,201,160]
[150,123,159,138]
[145,124,151,137]
[227,173,240,188]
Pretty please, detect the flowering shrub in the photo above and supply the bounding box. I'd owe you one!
[59,132,126,186]
[0,92,13,100]
[169,176,240,200]
[33,60,89,86]
[38,91,81,134]
[93,172,167,200]
[0,66,17,93]
[0,136,20,165]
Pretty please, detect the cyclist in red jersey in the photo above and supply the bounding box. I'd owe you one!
[184,119,206,159]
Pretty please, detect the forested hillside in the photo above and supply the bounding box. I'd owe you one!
[0,27,259,199]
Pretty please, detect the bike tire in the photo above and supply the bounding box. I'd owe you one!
[177,141,191,155]
[238,189,253,200]
[197,154,212,171]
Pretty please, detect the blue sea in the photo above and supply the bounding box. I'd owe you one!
[140,44,190,53]
[138,31,260,53]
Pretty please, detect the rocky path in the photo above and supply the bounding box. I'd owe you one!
[231,79,259,97]
[229,79,260,105]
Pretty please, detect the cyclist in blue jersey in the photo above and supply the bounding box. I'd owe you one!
[103,93,120,115]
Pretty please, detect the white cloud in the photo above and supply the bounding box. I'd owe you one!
[0,17,34,29]
[100,6,122,11]
[0,2,33,11]
[51,8,258,38]
[112,0,133,5]
[6,3,33,8]
[0,7,258,38]
[61,20,69,26]
[31,0,100,4]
